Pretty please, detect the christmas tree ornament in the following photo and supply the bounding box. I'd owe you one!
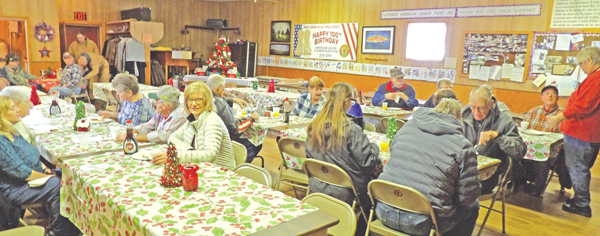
[267,79,276,93]
[160,143,183,188]
[30,85,41,105]
[386,116,400,140]
[73,101,87,131]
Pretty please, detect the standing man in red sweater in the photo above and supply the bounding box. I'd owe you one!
[549,47,600,217]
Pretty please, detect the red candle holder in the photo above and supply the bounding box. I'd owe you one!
[181,164,199,192]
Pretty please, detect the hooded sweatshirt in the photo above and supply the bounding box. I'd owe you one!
[379,108,481,218]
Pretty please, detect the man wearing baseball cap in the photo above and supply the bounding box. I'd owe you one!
[372,67,418,109]
[521,84,565,197]
[115,85,187,144]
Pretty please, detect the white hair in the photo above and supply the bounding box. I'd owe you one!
[206,74,226,89]
[470,85,493,104]
[0,86,30,103]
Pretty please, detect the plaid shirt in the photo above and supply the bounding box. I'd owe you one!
[524,105,564,133]
[58,63,82,88]
[291,92,326,119]
[118,95,155,126]
[135,105,187,143]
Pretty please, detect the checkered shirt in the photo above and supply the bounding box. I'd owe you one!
[118,95,155,126]
[291,92,326,119]
[524,105,564,133]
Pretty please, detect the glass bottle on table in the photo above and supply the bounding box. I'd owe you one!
[49,92,61,115]
[283,97,293,123]
[123,120,139,155]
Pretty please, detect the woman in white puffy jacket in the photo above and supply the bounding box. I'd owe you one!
[153,81,235,170]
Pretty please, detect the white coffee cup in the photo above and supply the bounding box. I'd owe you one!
[520,121,530,130]
[110,127,121,139]
[78,133,90,148]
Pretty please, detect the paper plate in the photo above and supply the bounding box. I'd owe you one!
[89,118,110,124]
[152,167,164,176]
[520,129,547,136]
[387,107,402,111]
[132,152,152,161]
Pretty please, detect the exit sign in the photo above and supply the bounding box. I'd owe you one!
[74,12,87,21]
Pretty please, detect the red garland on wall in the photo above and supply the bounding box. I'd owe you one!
[34,22,55,42]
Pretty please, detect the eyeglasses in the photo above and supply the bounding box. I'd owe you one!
[187,98,205,104]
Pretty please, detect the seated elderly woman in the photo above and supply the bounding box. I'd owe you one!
[0,96,80,236]
[48,52,83,97]
[152,82,235,170]
[423,78,453,108]
[306,82,381,233]
[0,86,35,144]
[432,89,461,107]
[98,73,154,126]
[377,99,481,236]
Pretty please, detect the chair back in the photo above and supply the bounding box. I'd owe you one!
[225,82,238,88]
[75,78,90,89]
[111,90,122,105]
[302,193,357,236]
[234,163,272,187]
[368,179,439,233]
[512,116,523,127]
[380,117,406,133]
[232,140,248,167]
[0,225,45,236]
[364,122,376,132]
[303,159,354,189]
[277,137,307,169]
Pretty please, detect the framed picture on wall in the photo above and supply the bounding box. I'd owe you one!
[271,21,292,43]
[361,26,395,54]
[270,43,291,56]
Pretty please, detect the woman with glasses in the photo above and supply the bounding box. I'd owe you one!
[306,82,381,233]
[48,52,83,97]
[98,73,154,125]
[156,81,235,170]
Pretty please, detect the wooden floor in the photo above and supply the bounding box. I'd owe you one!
[254,136,600,236]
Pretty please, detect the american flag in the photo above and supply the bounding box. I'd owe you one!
[293,25,302,57]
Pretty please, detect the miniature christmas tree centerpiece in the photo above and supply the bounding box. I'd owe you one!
[160,143,183,188]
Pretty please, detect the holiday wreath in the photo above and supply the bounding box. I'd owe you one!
[34,22,55,42]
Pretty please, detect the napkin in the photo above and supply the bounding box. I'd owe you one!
[394,96,400,104]
[28,176,53,187]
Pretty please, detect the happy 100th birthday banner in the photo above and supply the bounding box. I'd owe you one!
[293,23,359,61]
[257,56,457,83]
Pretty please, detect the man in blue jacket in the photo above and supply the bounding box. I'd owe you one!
[372,67,418,109]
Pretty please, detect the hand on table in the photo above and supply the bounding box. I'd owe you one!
[478,131,499,145]
[233,98,248,107]
[250,112,260,120]
[152,152,167,165]
[115,133,126,143]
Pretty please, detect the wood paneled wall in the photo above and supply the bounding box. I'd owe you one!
[221,0,559,113]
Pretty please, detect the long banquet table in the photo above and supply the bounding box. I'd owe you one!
[60,146,338,236]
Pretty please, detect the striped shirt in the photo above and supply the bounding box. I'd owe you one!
[135,105,187,143]
[291,92,326,119]
[524,105,564,133]
[118,95,155,126]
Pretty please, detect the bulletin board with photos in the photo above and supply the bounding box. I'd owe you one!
[528,32,600,77]
[461,32,533,82]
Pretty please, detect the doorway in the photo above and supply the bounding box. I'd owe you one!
[0,19,29,70]
[59,22,103,67]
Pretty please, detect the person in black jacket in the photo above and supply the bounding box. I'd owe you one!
[0,192,20,231]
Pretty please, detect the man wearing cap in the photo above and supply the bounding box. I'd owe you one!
[3,54,45,92]
[115,85,187,144]
[48,52,82,97]
[372,67,418,109]
[520,84,566,197]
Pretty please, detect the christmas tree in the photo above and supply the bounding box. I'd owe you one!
[73,101,86,131]
[30,85,41,105]
[386,116,400,140]
[160,143,183,188]
[206,36,238,76]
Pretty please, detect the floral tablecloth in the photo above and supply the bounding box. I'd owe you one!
[93,83,160,102]
[361,106,413,117]
[520,131,564,162]
[32,78,61,91]
[280,128,498,172]
[226,88,300,107]
[242,116,312,146]
[60,149,317,236]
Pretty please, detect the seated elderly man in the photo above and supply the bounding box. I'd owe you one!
[372,67,418,110]
[98,73,154,126]
[481,84,511,116]
[291,76,326,118]
[521,84,565,196]
[207,74,263,162]
[462,85,526,193]
[423,78,453,108]
[115,85,186,143]
[0,86,35,144]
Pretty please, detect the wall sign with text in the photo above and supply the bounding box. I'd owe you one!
[293,23,358,61]
[381,4,541,20]
[74,12,87,21]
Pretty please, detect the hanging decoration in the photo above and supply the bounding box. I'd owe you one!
[34,22,55,42]
[38,46,51,58]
